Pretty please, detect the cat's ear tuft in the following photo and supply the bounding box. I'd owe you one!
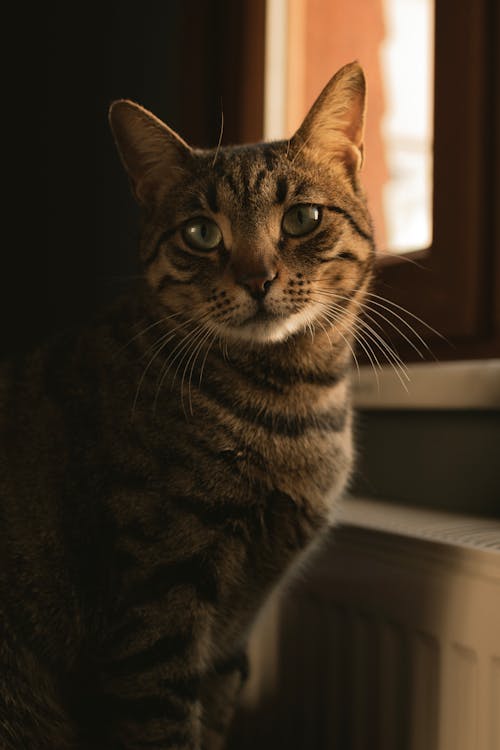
[292,61,366,172]
[109,100,192,205]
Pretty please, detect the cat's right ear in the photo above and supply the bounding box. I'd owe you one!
[291,62,366,174]
[108,100,192,206]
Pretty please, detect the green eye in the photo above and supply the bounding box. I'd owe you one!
[183,218,222,251]
[282,204,322,237]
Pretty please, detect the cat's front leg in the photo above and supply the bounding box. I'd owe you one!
[97,610,213,750]
[103,681,203,750]
[200,651,248,750]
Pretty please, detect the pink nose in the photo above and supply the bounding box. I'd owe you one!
[239,272,278,300]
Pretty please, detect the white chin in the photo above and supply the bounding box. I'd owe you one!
[225,309,315,345]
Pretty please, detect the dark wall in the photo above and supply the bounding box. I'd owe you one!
[3,5,169,355]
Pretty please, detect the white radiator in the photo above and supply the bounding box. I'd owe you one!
[229,499,500,750]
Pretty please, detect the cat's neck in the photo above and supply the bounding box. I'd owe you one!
[222,330,352,386]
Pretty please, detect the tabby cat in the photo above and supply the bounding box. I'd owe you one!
[0,62,374,749]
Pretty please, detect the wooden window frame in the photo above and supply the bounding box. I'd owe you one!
[177,0,266,148]
[178,0,499,362]
[373,0,500,362]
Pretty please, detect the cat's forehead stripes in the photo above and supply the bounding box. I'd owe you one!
[275,177,288,205]
[252,168,267,195]
[206,182,219,214]
[262,144,280,171]
[194,144,306,214]
[185,138,370,240]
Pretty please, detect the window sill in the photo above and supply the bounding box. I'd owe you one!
[340,496,500,555]
[352,359,500,410]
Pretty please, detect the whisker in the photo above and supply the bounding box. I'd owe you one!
[185,326,214,415]
[141,317,194,362]
[340,288,438,356]
[364,290,448,342]
[290,133,313,165]
[119,310,183,356]
[351,306,410,377]
[212,105,224,168]
[131,332,177,419]
[305,321,315,341]
[131,310,211,415]
[315,318,333,348]
[132,309,211,417]
[314,312,363,382]
[315,307,361,381]
[174,323,211,385]
[310,295,406,390]
[375,250,427,269]
[307,275,444,347]
[355,317,409,391]
[350,327,381,392]
[176,326,209,418]
[329,307,378,385]
[362,300,430,358]
[200,329,222,387]
[153,312,213,413]
[153,328,200,415]
[318,297,385,385]
[314,287,426,361]
[182,324,218,417]
[188,326,219,415]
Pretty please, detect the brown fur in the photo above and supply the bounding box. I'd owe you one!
[0,63,374,749]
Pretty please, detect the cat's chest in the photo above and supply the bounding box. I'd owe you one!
[110,397,352,658]
[123,374,352,583]
[190,377,353,511]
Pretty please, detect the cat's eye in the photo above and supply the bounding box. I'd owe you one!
[183,218,222,251]
[282,205,322,237]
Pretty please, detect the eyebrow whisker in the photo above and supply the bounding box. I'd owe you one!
[212,106,224,168]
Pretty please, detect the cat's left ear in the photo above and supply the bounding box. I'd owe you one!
[292,61,366,172]
[109,100,192,205]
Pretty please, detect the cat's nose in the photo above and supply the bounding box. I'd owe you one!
[239,272,278,300]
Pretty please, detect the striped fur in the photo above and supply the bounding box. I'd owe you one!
[0,63,374,748]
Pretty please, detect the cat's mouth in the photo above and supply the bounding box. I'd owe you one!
[248,308,283,323]
[227,305,312,344]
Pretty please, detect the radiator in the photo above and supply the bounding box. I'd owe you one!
[229,498,500,750]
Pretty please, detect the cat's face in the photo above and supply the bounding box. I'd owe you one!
[110,62,374,346]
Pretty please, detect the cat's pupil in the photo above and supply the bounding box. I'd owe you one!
[183,217,222,250]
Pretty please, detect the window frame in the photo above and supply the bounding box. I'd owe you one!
[372,0,500,362]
